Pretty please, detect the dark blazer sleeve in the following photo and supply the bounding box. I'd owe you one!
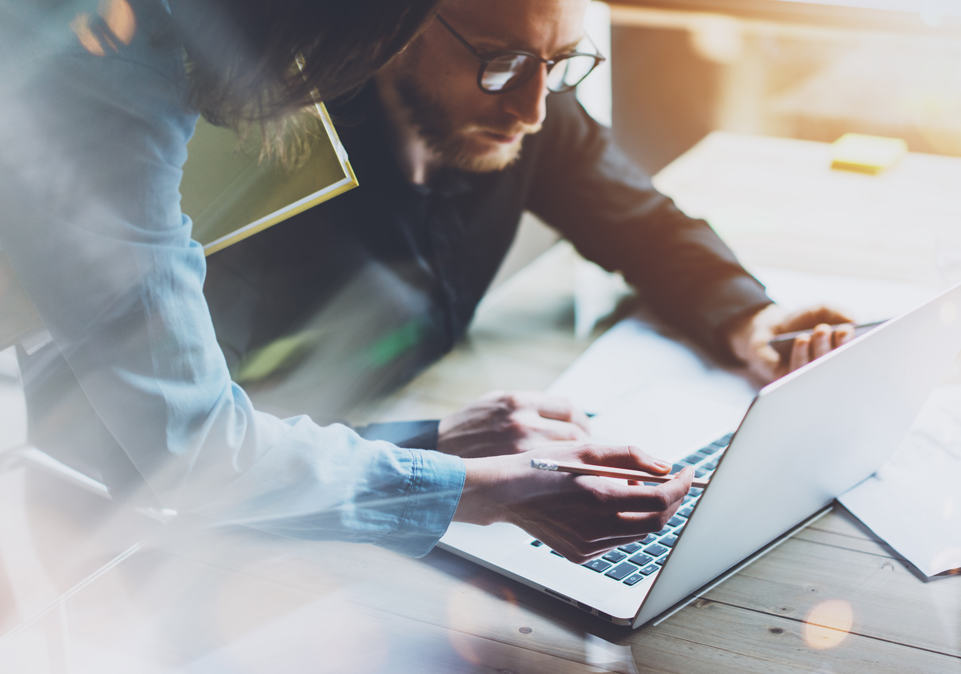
[354,420,440,451]
[527,93,772,358]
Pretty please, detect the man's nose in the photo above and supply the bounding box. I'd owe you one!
[501,64,549,127]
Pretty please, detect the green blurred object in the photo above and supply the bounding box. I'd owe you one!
[365,319,428,368]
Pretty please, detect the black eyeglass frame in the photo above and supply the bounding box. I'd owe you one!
[435,15,606,95]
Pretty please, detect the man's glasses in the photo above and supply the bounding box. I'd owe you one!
[436,16,606,95]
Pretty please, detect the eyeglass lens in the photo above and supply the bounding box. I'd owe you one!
[480,53,599,93]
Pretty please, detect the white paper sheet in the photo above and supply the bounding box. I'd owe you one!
[839,384,961,578]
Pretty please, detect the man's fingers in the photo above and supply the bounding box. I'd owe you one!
[789,332,811,372]
[577,444,673,475]
[777,306,854,332]
[532,395,591,432]
[833,324,854,348]
[579,469,692,514]
[521,415,589,442]
[495,391,592,433]
[783,322,854,373]
[809,323,832,359]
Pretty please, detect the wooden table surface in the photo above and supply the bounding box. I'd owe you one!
[1,133,959,673]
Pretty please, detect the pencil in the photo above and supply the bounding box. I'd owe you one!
[768,319,886,359]
[530,458,710,489]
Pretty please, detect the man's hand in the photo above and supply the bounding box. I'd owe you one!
[454,443,691,563]
[437,391,591,458]
[727,304,856,383]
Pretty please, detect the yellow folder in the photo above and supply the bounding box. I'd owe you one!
[182,102,358,256]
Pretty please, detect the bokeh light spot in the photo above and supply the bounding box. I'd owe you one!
[103,0,136,46]
[802,599,854,650]
[70,0,136,56]
[71,14,105,57]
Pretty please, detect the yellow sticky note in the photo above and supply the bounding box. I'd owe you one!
[830,133,907,175]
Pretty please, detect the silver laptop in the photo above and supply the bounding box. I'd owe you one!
[439,281,961,628]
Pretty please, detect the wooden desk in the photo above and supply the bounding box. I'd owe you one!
[2,134,959,672]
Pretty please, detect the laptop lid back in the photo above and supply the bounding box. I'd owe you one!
[635,282,961,626]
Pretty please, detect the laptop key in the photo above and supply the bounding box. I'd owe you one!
[679,505,693,517]
[602,550,628,564]
[628,553,654,567]
[644,543,669,557]
[605,563,638,581]
[661,534,678,548]
[583,559,612,573]
[618,542,643,554]
[530,539,543,547]
[623,572,646,586]
[667,516,684,527]
[655,557,667,566]
[640,564,660,576]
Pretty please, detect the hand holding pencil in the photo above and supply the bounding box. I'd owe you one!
[530,457,710,489]
[454,442,693,563]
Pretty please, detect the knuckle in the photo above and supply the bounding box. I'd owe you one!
[482,390,505,406]
[589,486,614,509]
[504,418,527,439]
[576,444,603,464]
[651,490,672,512]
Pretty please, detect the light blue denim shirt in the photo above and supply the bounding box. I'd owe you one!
[0,0,465,556]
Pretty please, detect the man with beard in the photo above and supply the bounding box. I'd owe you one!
[204,0,853,457]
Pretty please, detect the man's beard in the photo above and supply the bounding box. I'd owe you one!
[392,71,539,173]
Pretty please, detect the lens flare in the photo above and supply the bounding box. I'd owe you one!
[802,599,854,650]
[71,0,137,57]
[103,0,136,45]
[71,14,105,57]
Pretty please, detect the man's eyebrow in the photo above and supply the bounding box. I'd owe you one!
[474,36,585,56]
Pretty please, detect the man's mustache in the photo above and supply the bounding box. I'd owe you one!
[467,121,543,138]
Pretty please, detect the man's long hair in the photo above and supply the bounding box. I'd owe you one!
[169,0,439,129]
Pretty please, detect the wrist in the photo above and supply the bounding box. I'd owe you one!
[725,303,778,362]
[453,455,519,526]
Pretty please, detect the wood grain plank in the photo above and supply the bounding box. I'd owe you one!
[705,535,961,657]
[632,599,961,674]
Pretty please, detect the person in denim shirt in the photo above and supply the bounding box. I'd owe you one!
[0,0,691,563]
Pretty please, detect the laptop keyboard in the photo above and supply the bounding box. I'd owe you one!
[528,433,732,588]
